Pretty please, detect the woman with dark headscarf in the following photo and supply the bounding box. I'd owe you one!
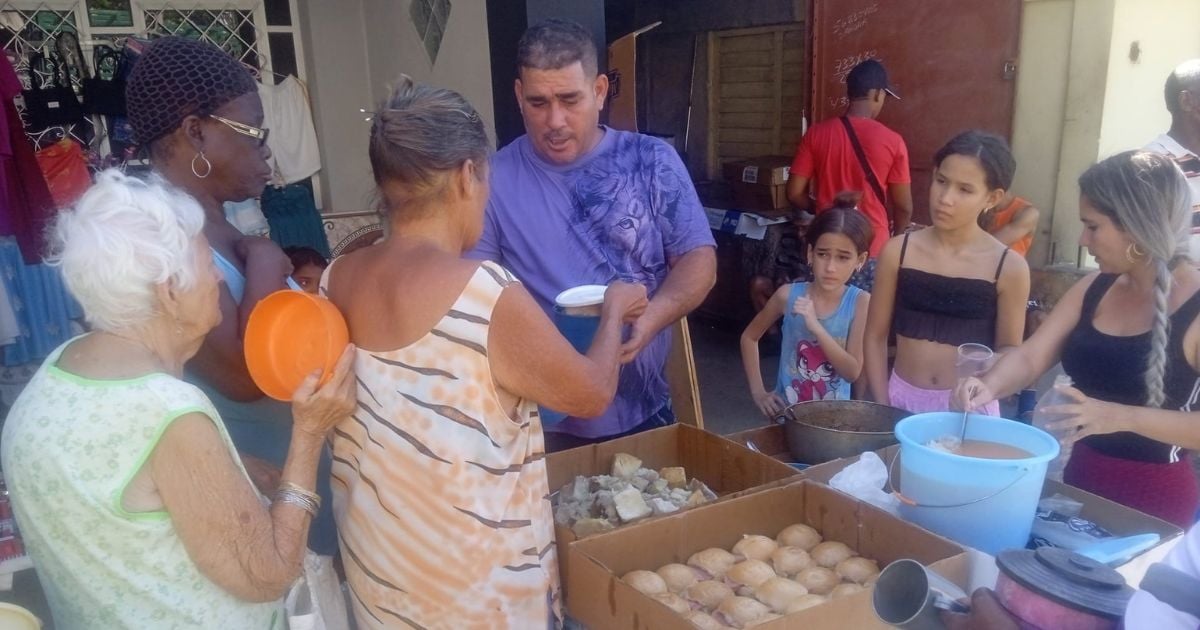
[124,36,337,554]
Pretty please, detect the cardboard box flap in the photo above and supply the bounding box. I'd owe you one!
[606,21,661,132]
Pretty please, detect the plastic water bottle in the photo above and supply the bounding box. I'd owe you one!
[1033,375,1074,481]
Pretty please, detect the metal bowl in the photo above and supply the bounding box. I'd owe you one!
[782,400,911,464]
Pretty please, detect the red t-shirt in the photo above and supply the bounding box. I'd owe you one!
[791,116,911,257]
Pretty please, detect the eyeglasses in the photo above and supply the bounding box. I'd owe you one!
[209,114,269,147]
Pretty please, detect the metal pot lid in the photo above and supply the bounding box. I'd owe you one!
[997,548,1134,619]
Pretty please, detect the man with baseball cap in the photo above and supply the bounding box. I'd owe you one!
[786,59,912,290]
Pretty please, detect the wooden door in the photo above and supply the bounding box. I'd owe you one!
[706,24,805,179]
[810,1,1022,224]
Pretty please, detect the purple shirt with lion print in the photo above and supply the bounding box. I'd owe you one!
[467,126,715,438]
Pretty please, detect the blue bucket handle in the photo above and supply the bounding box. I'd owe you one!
[886,449,1034,509]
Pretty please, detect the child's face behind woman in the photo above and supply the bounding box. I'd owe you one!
[809,232,867,291]
[929,154,1004,232]
[292,263,325,295]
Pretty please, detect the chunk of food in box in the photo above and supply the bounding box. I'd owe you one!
[552,453,718,537]
[621,523,881,628]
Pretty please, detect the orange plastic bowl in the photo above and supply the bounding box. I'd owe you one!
[245,290,349,401]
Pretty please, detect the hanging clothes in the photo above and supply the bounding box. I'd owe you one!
[34,138,92,208]
[0,54,57,264]
[261,180,331,259]
[259,76,321,185]
[0,237,84,366]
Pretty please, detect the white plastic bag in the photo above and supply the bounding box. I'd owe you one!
[286,553,350,630]
[828,451,901,516]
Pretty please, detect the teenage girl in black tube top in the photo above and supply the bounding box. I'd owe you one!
[958,151,1200,528]
[865,131,1031,415]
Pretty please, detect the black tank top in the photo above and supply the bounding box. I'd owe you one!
[893,233,1009,347]
[1061,274,1200,462]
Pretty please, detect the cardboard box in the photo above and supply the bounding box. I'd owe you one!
[702,207,789,240]
[547,424,800,592]
[801,445,1185,585]
[606,22,661,132]
[722,156,793,212]
[567,480,968,629]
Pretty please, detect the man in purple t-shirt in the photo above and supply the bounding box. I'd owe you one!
[468,18,716,451]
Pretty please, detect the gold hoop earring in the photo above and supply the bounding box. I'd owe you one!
[191,152,212,179]
[1125,243,1147,264]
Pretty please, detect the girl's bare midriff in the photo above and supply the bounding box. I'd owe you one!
[893,336,962,389]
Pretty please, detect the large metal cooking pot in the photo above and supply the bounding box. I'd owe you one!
[782,400,911,464]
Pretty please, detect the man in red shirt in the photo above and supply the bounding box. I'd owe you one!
[787,59,912,290]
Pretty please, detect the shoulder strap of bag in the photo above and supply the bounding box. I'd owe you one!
[839,116,887,208]
[26,51,49,90]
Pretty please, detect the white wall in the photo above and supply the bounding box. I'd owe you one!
[1008,0,1200,267]
[1010,0,1075,267]
[1097,0,1200,157]
[298,0,497,219]
[1045,0,1116,266]
[298,0,377,214]
[361,0,497,146]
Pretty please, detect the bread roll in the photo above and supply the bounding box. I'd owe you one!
[622,569,667,596]
[653,592,691,614]
[770,546,812,577]
[810,541,855,568]
[835,556,880,584]
[726,559,776,590]
[685,580,735,609]
[732,535,778,562]
[656,562,699,593]
[716,596,772,628]
[776,523,822,550]
[753,576,808,613]
[831,582,865,599]
[795,566,839,595]
[688,547,737,579]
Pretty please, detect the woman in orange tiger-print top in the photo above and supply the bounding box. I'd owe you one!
[321,76,648,629]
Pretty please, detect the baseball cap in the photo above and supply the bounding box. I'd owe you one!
[846,59,900,100]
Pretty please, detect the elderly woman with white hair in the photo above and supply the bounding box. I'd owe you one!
[0,170,356,628]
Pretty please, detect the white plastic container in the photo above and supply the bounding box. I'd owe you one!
[1032,375,1075,482]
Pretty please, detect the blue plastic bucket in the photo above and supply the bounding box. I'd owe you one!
[539,285,606,426]
[893,413,1060,555]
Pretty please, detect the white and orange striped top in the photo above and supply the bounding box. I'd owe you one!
[322,261,561,629]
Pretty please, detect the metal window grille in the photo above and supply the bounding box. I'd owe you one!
[0,2,97,148]
[1,0,315,199]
